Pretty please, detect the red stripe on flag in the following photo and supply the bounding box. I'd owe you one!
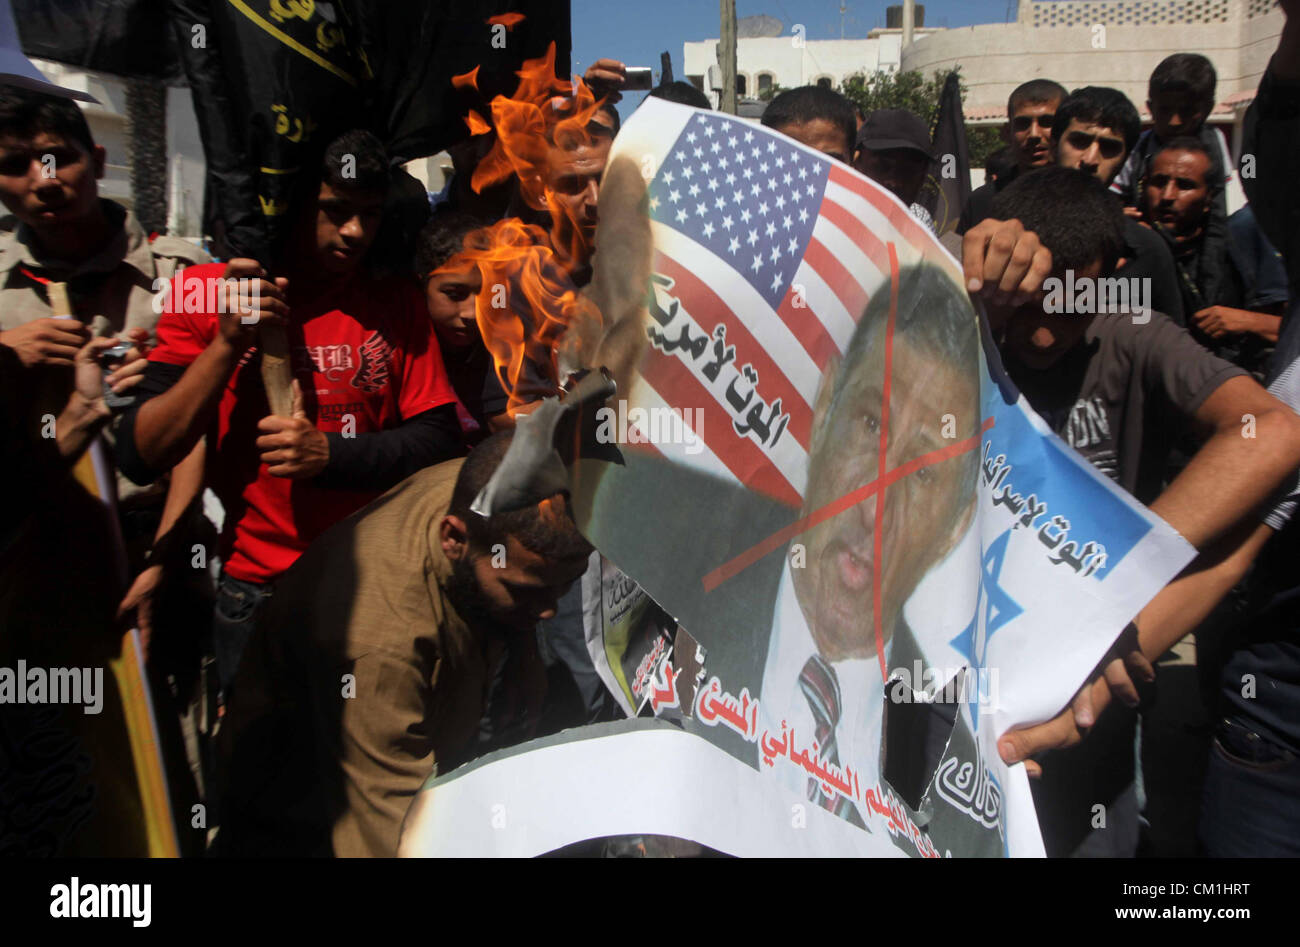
[640,349,803,508]
[776,284,841,371]
[819,197,893,276]
[654,254,813,452]
[829,165,934,253]
[804,235,870,323]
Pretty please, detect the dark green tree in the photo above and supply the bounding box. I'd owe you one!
[836,68,1002,168]
[126,78,168,235]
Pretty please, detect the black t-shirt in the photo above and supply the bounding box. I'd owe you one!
[1223,523,1300,754]
[1165,233,1279,376]
[1000,311,1245,505]
[1221,299,1300,753]
[1217,69,1300,754]
[956,176,1006,236]
[1117,218,1185,326]
[443,342,509,443]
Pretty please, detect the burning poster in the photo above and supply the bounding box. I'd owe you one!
[399,99,1195,857]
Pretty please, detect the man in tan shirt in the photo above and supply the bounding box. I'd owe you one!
[0,86,209,508]
[216,431,594,856]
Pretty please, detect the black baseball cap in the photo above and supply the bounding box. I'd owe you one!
[856,109,933,158]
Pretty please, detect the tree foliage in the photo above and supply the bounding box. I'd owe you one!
[836,67,1003,168]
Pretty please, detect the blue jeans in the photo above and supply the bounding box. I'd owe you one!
[212,571,273,694]
[1199,717,1300,857]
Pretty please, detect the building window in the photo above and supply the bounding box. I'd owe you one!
[757,72,774,94]
[737,73,747,96]
[815,76,833,89]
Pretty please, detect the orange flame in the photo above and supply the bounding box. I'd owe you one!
[451,43,613,419]
[466,42,608,265]
[452,65,480,91]
[487,12,526,29]
[452,217,601,417]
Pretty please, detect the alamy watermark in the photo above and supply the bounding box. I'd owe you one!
[0,662,103,714]
[888,661,1000,709]
[595,400,704,455]
[151,268,263,324]
[1042,271,1151,325]
[50,877,150,927]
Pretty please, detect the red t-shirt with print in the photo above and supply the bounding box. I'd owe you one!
[150,262,456,583]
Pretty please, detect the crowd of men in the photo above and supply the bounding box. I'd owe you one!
[1,5,1297,858]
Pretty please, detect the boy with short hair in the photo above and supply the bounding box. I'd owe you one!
[1050,85,1185,325]
[414,209,509,443]
[0,86,209,502]
[957,79,1067,235]
[120,129,465,690]
[1110,53,1235,220]
[760,85,857,164]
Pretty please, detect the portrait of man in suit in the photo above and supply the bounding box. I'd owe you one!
[793,264,982,664]
[756,263,982,827]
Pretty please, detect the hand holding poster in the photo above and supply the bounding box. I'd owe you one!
[399,99,1195,858]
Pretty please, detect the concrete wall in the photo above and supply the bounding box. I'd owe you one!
[900,1,1283,115]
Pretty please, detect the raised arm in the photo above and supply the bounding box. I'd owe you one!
[130,261,288,475]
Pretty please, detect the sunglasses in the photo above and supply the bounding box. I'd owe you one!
[1065,130,1125,160]
[1010,114,1054,133]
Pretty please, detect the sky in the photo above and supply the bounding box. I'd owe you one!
[570,0,1015,120]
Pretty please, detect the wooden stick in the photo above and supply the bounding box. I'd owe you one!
[259,322,294,417]
[47,281,74,318]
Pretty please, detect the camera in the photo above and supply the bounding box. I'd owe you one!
[623,67,653,91]
[98,341,136,410]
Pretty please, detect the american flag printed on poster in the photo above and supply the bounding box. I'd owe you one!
[632,101,953,508]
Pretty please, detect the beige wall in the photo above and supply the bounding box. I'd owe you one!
[901,3,1283,115]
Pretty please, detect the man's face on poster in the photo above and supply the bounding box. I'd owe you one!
[793,322,977,663]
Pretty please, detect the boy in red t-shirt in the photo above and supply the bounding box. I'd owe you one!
[119,130,463,690]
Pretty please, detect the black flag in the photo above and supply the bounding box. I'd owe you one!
[12,0,186,83]
[918,71,970,238]
[17,0,571,261]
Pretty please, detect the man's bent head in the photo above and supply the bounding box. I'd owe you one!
[990,165,1126,370]
[441,431,594,631]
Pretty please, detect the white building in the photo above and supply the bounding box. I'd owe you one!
[902,0,1283,149]
[683,26,941,110]
[684,1,1283,159]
